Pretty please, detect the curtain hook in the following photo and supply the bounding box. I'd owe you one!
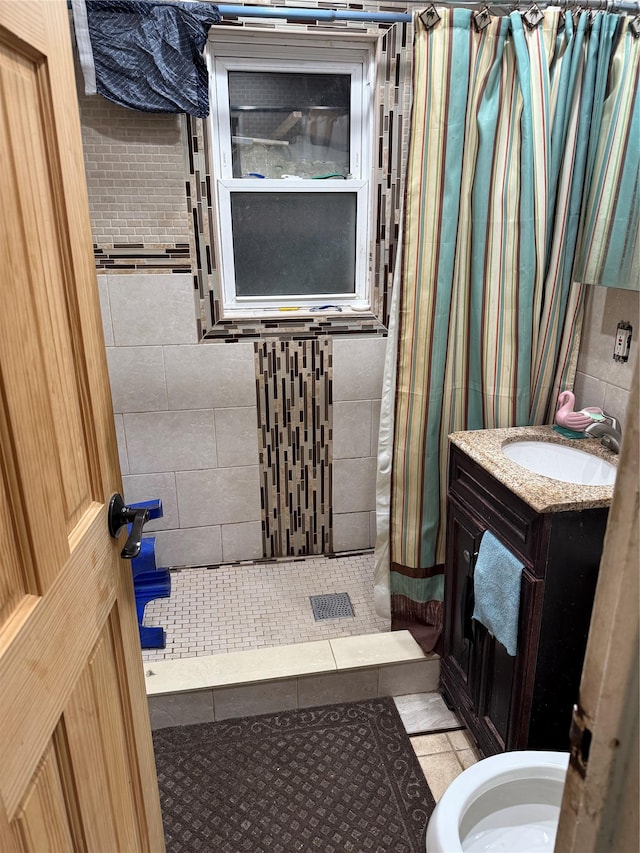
[630,15,640,36]
[524,2,545,27]
[473,6,492,30]
[418,4,441,30]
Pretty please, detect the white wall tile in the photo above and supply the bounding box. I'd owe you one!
[297,670,378,708]
[122,472,178,531]
[214,407,259,468]
[221,521,264,563]
[148,691,214,729]
[332,512,371,552]
[97,275,114,346]
[164,342,256,409]
[213,679,299,720]
[573,286,639,434]
[333,337,387,401]
[124,410,216,474]
[369,511,377,548]
[113,413,129,475]
[603,382,633,429]
[150,525,222,568]
[573,371,607,412]
[109,274,198,346]
[578,287,638,392]
[332,457,378,514]
[378,660,441,696]
[106,346,167,413]
[371,400,381,456]
[333,401,372,458]
[176,466,261,527]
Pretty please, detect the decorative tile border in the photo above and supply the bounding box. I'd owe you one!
[194,3,413,339]
[255,338,332,557]
[93,243,193,272]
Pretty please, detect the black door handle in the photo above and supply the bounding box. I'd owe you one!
[108,493,150,559]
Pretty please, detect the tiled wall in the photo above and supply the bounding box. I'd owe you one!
[78,5,406,567]
[332,338,385,552]
[574,286,639,431]
[77,6,413,338]
[78,84,190,247]
[100,273,262,567]
[99,270,387,566]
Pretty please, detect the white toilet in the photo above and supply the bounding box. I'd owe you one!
[426,750,570,853]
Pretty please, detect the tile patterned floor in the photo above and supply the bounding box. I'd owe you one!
[392,693,481,800]
[394,692,461,734]
[410,728,481,801]
[142,551,390,662]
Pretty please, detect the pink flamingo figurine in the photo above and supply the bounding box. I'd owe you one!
[555,390,604,431]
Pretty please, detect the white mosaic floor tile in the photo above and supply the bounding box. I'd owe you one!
[141,552,390,662]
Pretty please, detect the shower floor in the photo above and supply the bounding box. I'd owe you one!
[141,551,390,663]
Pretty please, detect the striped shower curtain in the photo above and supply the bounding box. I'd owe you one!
[576,21,640,288]
[377,8,639,652]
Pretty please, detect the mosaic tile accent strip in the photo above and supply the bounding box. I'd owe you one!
[255,338,332,557]
[184,112,216,336]
[93,243,193,272]
[192,3,413,340]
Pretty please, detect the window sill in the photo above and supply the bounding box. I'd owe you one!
[201,305,387,340]
[221,304,372,321]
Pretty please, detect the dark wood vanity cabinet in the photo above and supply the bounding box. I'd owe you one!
[440,444,609,757]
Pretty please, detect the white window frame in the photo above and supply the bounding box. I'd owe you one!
[206,31,376,319]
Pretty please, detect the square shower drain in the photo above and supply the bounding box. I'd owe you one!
[309,592,355,621]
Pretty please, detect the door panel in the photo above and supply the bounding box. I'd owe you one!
[64,623,142,852]
[14,744,75,853]
[0,2,164,850]
[0,467,27,628]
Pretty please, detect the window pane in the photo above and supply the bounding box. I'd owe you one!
[228,72,350,179]
[231,192,356,297]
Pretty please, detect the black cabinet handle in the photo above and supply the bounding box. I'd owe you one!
[462,574,475,642]
[107,493,150,559]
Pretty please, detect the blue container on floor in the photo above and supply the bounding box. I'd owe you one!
[129,500,171,650]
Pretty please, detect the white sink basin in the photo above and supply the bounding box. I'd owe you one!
[502,440,616,486]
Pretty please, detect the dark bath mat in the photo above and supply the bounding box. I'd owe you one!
[153,696,436,853]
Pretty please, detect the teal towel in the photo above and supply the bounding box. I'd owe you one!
[472,531,524,656]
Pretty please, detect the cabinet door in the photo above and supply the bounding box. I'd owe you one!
[443,502,484,704]
[474,569,542,752]
[443,495,545,755]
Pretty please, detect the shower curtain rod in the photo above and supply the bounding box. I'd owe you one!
[65,1,639,26]
[217,0,640,22]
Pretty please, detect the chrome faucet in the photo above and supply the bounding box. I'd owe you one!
[584,415,622,454]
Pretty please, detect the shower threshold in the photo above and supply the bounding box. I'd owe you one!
[140,552,441,727]
[145,630,441,728]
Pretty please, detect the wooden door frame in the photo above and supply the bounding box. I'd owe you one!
[556,361,639,852]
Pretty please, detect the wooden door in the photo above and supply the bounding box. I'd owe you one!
[0,2,164,850]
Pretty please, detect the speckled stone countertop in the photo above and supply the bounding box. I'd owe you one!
[449,425,617,513]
